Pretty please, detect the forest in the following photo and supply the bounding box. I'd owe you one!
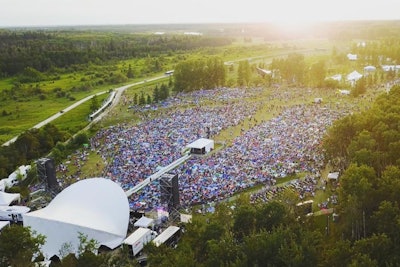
[0,30,232,77]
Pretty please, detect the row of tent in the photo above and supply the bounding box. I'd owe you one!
[0,165,31,223]
[328,65,400,83]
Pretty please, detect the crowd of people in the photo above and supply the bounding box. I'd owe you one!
[250,173,320,204]
[55,86,353,211]
[164,103,347,209]
[91,88,262,207]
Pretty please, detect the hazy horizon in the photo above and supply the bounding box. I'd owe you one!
[0,0,399,28]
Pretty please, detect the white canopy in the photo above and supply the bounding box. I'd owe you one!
[346,71,363,82]
[134,216,154,228]
[23,178,130,259]
[328,172,340,180]
[0,191,20,206]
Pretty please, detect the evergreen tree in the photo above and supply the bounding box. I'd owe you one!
[139,92,146,105]
[237,60,251,87]
[126,64,134,78]
[160,83,169,100]
[153,85,160,103]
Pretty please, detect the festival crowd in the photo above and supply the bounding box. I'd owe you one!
[56,87,352,211]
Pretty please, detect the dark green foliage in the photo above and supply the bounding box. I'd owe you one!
[320,83,400,264]
[89,95,100,113]
[72,132,89,147]
[351,77,367,97]
[0,225,45,267]
[145,201,322,267]
[309,60,326,87]
[126,64,134,78]
[237,60,251,87]
[2,124,67,167]
[153,85,160,103]
[271,53,306,86]
[173,57,226,92]
[0,31,232,76]
[17,67,46,83]
[138,92,146,105]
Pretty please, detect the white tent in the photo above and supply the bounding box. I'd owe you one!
[327,172,340,180]
[0,205,30,221]
[326,74,342,82]
[23,178,130,259]
[134,216,154,228]
[0,191,20,206]
[364,65,376,72]
[338,89,351,95]
[186,138,214,155]
[347,53,357,61]
[346,71,363,86]
[347,71,362,81]
[152,226,180,247]
[0,221,10,231]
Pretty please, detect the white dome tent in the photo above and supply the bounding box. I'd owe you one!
[23,177,129,260]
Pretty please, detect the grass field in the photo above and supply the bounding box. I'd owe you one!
[0,38,338,145]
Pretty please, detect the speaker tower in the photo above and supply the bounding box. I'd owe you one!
[160,173,180,222]
[36,158,59,193]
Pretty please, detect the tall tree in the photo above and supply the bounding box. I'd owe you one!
[309,60,326,87]
[237,60,251,87]
[126,64,134,78]
[89,95,100,113]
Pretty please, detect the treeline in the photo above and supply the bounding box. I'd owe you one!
[147,200,324,266]
[0,124,89,178]
[132,82,171,106]
[173,57,226,92]
[320,84,400,265]
[0,30,232,77]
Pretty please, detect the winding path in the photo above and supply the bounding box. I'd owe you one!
[2,75,167,146]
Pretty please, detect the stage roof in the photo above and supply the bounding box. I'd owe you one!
[23,177,130,259]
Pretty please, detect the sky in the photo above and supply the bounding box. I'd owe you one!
[0,0,399,27]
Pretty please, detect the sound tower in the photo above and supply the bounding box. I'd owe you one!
[160,173,180,222]
[36,158,58,191]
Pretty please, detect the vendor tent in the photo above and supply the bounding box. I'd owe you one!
[23,177,130,259]
[346,71,363,86]
[326,74,342,81]
[327,172,340,180]
[0,191,20,206]
[134,216,154,228]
